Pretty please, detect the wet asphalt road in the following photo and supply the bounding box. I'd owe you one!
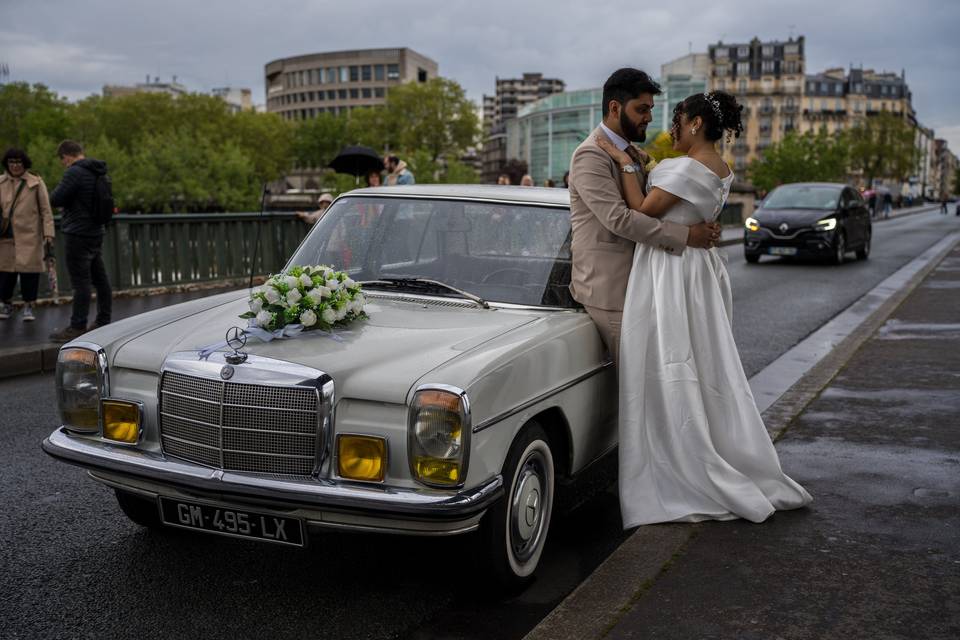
[1,209,958,640]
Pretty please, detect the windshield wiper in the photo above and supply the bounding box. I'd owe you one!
[359,276,489,309]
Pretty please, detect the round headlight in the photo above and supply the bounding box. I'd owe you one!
[408,386,471,487]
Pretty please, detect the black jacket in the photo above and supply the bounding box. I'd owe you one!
[50,158,108,236]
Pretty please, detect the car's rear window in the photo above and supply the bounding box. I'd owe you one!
[288,197,576,307]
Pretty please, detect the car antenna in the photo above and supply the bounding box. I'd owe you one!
[249,183,269,291]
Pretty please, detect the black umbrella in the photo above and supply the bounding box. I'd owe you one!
[329,146,384,185]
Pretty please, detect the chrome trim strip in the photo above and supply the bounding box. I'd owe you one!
[408,384,472,489]
[308,519,480,537]
[337,192,570,210]
[472,361,613,433]
[43,429,503,519]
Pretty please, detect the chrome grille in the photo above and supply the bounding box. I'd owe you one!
[159,371,320,477]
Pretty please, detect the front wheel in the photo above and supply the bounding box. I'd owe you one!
[479,422,555,591]
[832,231,846,265]
[856,231,871,260]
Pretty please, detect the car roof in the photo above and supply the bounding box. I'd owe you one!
[338,184,571,207]
[773,182,847,189]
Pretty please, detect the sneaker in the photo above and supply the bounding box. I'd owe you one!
[49,325,87,343]
[0,303,12,319]
[21,305,35,322]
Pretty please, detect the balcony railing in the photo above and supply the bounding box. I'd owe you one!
[39,212,307,297]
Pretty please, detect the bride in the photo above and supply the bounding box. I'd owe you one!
[595,91,812,527]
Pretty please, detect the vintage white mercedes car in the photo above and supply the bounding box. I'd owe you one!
[42,185,615,587]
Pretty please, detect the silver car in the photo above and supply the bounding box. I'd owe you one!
[43,185,615,587]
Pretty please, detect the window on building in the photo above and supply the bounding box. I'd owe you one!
[737,62,750,76]
[374,87,385,98]
[308,91,315,101]
[338,89,347,100]
[738,79,748,93]
[350,88,359,99]
[315,68,324,84]
[715,47,729,59]
[737,46,749,57]
[762,60,775,73]
[761,45,774,57]
[867,100,873,111]
[317,92,324,101]
[387,64,400,80]
[715,79,726,90]
[349,66,359,82]
[362,65,372,82]
[835,99,842,111]
[374,65,385,81]
[835,84,843,95]
[418,67,428,82]
[715,65,729,77]
[362,87,372,99]
[785,43,799,55]
[339,66,349,83]
[881,85,889,95]
[326,68,337,84]
[327,90,336,100]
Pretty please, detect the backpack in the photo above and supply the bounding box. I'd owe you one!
[80,165,115,226]
[91,172,115,226]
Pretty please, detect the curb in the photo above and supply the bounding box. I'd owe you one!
[0,343,61,379]
[522,227,959,640]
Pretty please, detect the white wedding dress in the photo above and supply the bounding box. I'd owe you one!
[618,157,812,528]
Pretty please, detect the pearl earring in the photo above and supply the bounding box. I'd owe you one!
[691,127,698,135]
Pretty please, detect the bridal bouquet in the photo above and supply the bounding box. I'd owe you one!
[240,265,367,332]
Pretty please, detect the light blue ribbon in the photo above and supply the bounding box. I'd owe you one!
[197,321,348,360]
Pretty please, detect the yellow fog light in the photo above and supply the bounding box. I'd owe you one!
[337,435,386,482]
[101,400,141,443]
[413,457,461,484]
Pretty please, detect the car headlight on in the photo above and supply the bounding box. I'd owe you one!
[408,385,470,487]
[745,217,760,232]
[56,344,109,434]
[816,218,838,231]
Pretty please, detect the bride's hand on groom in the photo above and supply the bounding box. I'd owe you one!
[595,134,633,167]
[687,221,722,249]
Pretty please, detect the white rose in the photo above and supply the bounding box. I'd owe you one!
[283,275,300,290]
[343,277,356,288]
[299,309,317,327]
[264,286,281,304]
[255,310,273,327]
[321,308,337,325]
[286,289,303,305]
[326,278,341,290]
[307,287,326,304]
[299,273,313,288]
[249,297,263,314]
[334,306,348,321]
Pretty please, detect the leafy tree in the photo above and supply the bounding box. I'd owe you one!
[748,128,849,192]
[847,112,918,185]
[643,130,684,162]
[0,82,71,150]
[381,78,479,163]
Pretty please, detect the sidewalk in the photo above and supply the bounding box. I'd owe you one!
[0,283,245,378]
[527,238,960,639]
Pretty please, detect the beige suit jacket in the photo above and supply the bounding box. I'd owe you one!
[568,126,689,311]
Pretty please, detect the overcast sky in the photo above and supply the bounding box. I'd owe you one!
[4,0,959,150]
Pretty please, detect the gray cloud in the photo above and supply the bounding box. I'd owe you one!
[3,0,958,148]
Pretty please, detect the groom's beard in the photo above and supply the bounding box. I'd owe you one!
[620,111,647,143]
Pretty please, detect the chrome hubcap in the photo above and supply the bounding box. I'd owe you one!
[510,450,549,562]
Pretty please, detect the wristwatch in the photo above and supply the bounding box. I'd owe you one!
[620,164,639,174]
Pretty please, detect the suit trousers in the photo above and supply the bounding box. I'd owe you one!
[583,305,622,366]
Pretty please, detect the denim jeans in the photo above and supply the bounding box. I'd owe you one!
[63,232,112,328]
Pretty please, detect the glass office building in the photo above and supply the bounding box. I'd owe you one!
[505,87,674,185]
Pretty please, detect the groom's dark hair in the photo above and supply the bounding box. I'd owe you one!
[602,69,661,117]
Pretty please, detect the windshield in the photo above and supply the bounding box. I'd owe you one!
[288,196,576,307]
[762,185,841,210]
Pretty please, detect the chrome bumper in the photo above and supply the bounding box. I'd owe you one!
[42,428,502,536]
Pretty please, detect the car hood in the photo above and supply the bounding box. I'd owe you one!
[755,208,837,227]
[112,295,538,403]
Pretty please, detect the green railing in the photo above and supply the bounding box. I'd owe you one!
[41,212,309,297]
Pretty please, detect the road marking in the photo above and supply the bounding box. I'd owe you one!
[749,231,960,414]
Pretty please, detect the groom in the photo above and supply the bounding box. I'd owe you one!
[568,68,720,364]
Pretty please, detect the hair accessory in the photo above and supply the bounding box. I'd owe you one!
[703,92,724,126]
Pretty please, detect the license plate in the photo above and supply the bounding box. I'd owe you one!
[158,497,305,547]
[768,246,798,256]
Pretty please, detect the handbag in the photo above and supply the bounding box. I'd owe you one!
[0,179,27,239]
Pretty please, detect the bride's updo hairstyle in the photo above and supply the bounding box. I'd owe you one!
[672,91,744,141]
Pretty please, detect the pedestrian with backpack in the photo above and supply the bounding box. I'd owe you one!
[48,140,113,342]
[0,148,55,323]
